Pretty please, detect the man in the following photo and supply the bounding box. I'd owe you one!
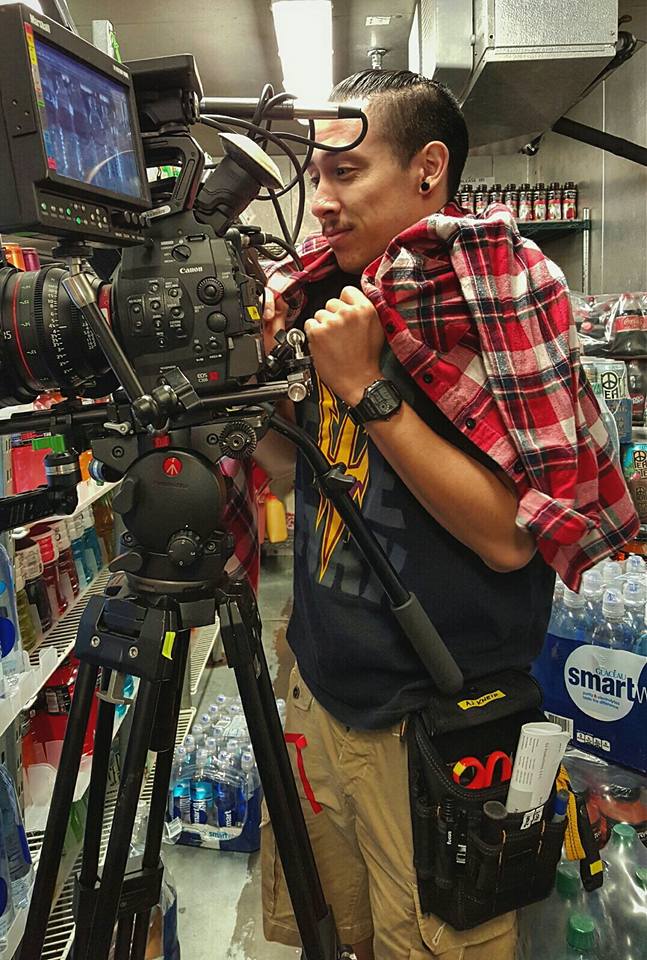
[259,71,638,959]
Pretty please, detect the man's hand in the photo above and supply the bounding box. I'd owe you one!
[304,286,384,406]
[262,287,289,355]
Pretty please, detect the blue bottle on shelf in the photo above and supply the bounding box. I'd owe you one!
[80,510,104,569]
[66,516,95,586]
[0,543,23,679]
[0,765,33,909]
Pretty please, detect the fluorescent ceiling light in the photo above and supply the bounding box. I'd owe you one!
[408,3,420,74]
[272,1,333,101]
[0,0,44,10]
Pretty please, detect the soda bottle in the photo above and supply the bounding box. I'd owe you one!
[595,824,647,960]
[14,533,52,633]
[518,861,585,960]
[49,520,80,598]
[13,561,38,652]
[30,527,68,619]
[556,914,598,959]
[591,589,632,650]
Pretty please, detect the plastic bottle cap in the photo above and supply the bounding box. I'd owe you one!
[602,588,624,618]
[555,862,581,898]
[581,569,603,589]
[601,560,623,582]
[566,914,596,952]
[635,867,647,890]
[563,588,585,609]
[623,579,646,604]
[611,822,638,845]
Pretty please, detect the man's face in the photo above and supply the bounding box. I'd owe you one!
[307,112,428,274]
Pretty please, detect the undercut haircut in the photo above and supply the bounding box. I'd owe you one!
[330,70,469,200]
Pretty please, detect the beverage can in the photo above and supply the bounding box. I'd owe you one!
[594,359,629,400]
[622,429,647,521]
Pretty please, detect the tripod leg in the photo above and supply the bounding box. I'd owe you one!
[126,632,191,960]
[19,661,99,960]
[114,916,134,960]
[222,596,338,960]
[85,677,162,960]
[73,669,117,959]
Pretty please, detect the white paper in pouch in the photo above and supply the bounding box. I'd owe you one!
[505,721,570,814]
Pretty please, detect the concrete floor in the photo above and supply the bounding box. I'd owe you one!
[163,555,301,960]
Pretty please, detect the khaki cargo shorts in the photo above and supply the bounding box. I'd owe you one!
[262,665,517,959]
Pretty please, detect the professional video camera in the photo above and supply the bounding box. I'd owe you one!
[0,7,461,960]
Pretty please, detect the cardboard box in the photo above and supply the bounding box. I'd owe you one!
[532,633,647,773]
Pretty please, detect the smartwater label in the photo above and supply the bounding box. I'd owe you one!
[564,646,647,722]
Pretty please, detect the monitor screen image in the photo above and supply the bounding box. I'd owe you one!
[34,36,144,200]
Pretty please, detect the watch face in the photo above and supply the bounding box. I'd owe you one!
[370,380,400,415]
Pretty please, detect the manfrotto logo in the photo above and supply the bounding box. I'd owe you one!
[179,266,203,274]
[565,645,647,721]
[30,14,51,32]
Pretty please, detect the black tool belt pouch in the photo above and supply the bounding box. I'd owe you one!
[407,669,568,930]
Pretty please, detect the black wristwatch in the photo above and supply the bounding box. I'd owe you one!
[348,379,403,425]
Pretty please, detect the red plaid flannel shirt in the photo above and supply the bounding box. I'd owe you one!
[264,202,639,590]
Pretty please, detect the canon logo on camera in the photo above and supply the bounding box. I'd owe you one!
[179,266,204,274]
[29,14,51,32]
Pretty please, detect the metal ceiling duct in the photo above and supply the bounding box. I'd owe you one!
[418,0,619,150]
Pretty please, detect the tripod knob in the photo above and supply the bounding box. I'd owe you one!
[168,530,203,567]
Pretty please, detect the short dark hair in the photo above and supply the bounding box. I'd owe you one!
[330,70,469,200]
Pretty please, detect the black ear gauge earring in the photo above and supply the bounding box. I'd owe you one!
[420,180,431,192]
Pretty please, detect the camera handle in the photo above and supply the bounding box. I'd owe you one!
[268,410,465,695]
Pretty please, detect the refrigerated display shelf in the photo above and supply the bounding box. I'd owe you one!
[0,568,113,743]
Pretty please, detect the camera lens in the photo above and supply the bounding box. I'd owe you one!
[0,264,116,405]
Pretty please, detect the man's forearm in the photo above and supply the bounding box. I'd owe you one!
[363,401,536,572]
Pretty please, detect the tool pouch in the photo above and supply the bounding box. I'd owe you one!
[407,670,569,930]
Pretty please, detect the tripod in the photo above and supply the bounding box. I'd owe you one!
[18,411,463,960]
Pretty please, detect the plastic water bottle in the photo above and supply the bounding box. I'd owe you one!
[190,748,214,825]
[169,746,192,823]
[600,560,624,588]
[625,555,646,580]
[637,602,647,657]
[551,588,590,642]
[199,712,211,728]
[0,543,24,679]
[623,579,646,646]
[580,569,604,626]
[548,578,566,633]
[591,589,632,650]
[183,735,197,765]
[212,717,231,745]
[204,736,219,763]
[214,750,237,828]
[191,723,206,747]
[0,764,33,909]
[276,698,287,728]
[557,913,598,959]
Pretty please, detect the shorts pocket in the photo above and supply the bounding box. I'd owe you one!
[411,883,516,958]
[287,664,315,714]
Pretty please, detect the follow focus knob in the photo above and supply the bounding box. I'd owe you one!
[167,530,203,568]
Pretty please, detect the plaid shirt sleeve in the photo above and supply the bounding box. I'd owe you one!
[264,209,639,590]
